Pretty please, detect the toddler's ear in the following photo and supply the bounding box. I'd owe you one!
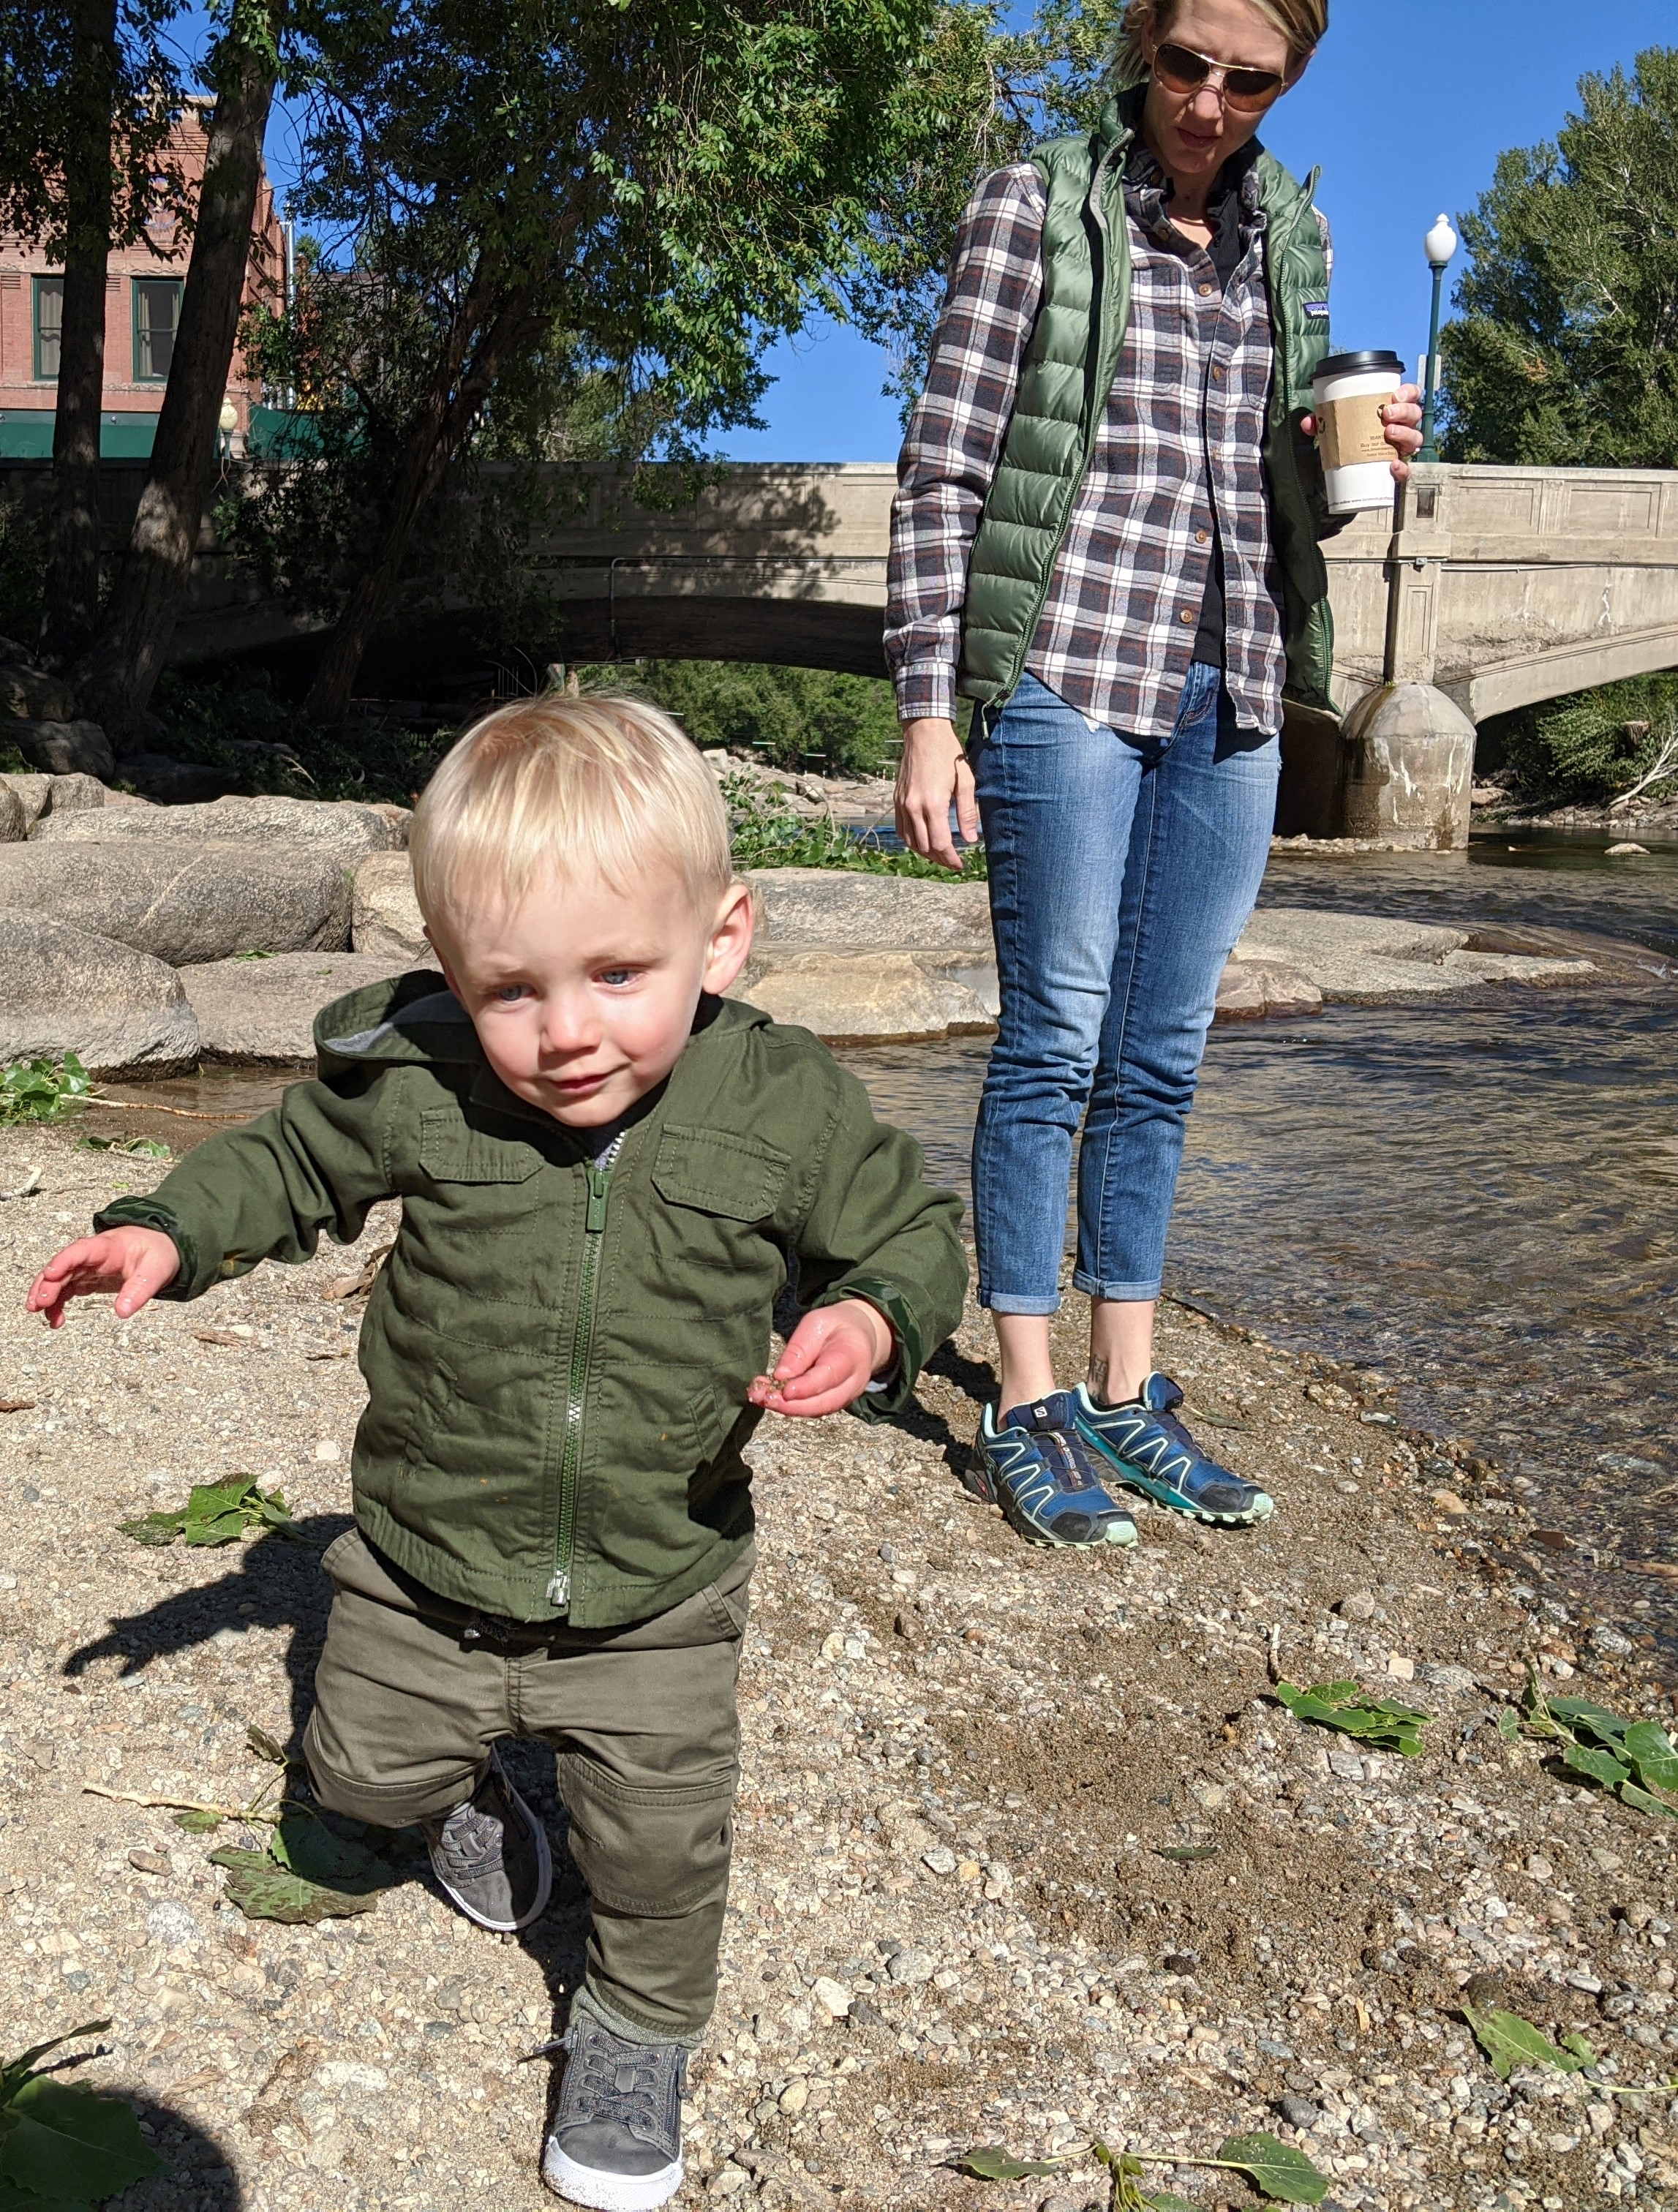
[703,881,756,996]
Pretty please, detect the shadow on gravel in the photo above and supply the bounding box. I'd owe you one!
[887,1336,995,1491]
[61,1513,353,1750]
[104,2100,243,2211]
[61,1521,636,2118]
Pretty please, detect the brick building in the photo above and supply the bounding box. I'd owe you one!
[0,105,282,459]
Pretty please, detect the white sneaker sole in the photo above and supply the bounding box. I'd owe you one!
[541,2140,682,2210]
[433,1778,553,1932]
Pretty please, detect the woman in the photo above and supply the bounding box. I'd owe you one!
[885,0,1421,1547]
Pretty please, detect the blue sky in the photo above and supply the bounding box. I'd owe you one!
[716,1,1678,462]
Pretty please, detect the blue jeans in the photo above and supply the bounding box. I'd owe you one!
[971,665,1279,1314]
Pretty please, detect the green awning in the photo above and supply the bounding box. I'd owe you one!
[0,409,162,459]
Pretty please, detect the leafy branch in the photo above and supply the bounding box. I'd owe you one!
[1274,1678,1433,1758]
[118,1476,306,1549]
[1498,1669,1678,1817]
[959,2129,1328,2206]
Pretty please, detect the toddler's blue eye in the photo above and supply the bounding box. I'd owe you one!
[495,984,527,1002]
[599,968,636,987]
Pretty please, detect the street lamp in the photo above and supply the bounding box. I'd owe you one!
[1420,213,1459,464]
[218,397,239,462]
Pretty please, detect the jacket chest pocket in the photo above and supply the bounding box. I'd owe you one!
[418,1112,548,1188]
[640,1124,791,1330]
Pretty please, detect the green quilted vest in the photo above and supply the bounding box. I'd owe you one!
[957,93,1338,714]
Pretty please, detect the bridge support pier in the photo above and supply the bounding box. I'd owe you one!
[1337,681,1476,850]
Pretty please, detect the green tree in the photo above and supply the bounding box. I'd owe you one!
[0,0,184,665]
[222,0,977,726]
[1440,47,1678,467]
[75,0,282,746]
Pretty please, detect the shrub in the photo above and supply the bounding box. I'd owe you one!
[612,659,901,776]
[1485,671,1678,808]
[151,671,453,807]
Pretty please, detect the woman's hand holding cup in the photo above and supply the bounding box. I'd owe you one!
[895,717,979,871]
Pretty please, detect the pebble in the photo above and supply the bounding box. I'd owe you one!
[145,1900,203,1948]
[810,1975,851,2016]
[922,1844,957,1875]
[888,1948,935,1985]
[1281,2095,1323,2130]
[127,1848,170,1876]
[1335,1590,1377,1622]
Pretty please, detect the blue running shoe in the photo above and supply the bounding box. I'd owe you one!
[1075,1374,1273,1526]
[971,1391,1138,1549]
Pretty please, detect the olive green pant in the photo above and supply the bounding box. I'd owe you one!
[303,1527,751,2047]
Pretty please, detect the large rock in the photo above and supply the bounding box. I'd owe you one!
[734,949,995,1045]
[0,664,76,723]
[1237,906,1593,1000]
[0,908,197,1075]
[1213,957,1323,1022]
[2,770,112,833]
[182,950,440,1064]
[0,772,52,829]
[35,791,398,872]
[745,867,992,953]
[7,718,115,778]
[352,851,428,958]
[0,839,351,966]
[0,781,22,842]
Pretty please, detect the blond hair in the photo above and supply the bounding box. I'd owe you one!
[1113,0,1326,84]
[410,691,734,942]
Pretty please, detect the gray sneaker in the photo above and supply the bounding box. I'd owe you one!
[541,2016,686,2211]
[421,1746,552,1932]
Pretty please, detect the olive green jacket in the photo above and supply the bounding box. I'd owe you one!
[959,89,1339,712]
[97,976,967,1627]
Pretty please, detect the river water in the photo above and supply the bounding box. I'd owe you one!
[91,830,1676,1639]
[846,831,1678,1642]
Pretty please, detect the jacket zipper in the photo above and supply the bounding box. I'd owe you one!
[545,1133,622,1611]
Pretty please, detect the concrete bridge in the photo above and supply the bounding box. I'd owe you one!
[10,454,1678,840]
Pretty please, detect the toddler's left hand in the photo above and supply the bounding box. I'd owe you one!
[749,1298,895,1420]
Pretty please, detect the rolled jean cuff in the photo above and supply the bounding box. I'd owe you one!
[572,1980,708,2053]
[1071,1270,1163,1303]
[979,1289,1062,1316]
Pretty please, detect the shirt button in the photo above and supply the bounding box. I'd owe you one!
[1198,282,1214,296]
[1179,609,1195,624]
[1195,529,1211,544]
[1211,365,1224,381]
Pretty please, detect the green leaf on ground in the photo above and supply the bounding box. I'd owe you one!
[1563,1743,1631,1792]
[1463,2003,1593,2080]
[209,1845,380,1925]
[955,2145,1067,2179]
[0,1053,91,1129]
[117,1477,302,1549]
[1560,2031,1600,2064]
[1274,1679,1431,1756]
[0,2078,160,2205]
[1216,2131,1329,2204]
[246,1726,287,1766]
[1618,1777,1678,1819]
[170,1809,224,1834]
[1497,1707,1521,1743]
[76,1135,170,1159]
[1623,1720,1678,1798]
[270,1810,394,1891]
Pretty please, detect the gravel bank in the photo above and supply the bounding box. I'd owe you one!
[1,1123,1674,2212]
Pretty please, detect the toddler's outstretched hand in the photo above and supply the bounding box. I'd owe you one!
[748,1298,894,1421]
[27,1226,180,1330]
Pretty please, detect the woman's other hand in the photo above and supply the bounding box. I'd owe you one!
[1300,382,1426,481]
[895,717,979,871]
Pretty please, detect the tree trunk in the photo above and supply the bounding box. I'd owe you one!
[40,0,118,670]
[301,290,535,723]
[73,7,278,750]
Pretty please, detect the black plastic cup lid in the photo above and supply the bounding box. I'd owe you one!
[1314,349,1404,378]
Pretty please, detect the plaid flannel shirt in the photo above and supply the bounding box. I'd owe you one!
[885,141,1331,739]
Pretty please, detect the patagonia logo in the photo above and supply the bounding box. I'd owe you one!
[1304,301,1331,318]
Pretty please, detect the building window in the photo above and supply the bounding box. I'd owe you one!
[132,277,182,381]
[33,276,63,380]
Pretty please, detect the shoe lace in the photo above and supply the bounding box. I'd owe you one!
[434,1797,503,1882]
[569,2027,681,2140]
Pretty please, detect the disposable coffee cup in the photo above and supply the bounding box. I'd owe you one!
[1312,348,1405,515]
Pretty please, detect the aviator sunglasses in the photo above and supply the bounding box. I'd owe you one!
[1151,40,1288,108]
